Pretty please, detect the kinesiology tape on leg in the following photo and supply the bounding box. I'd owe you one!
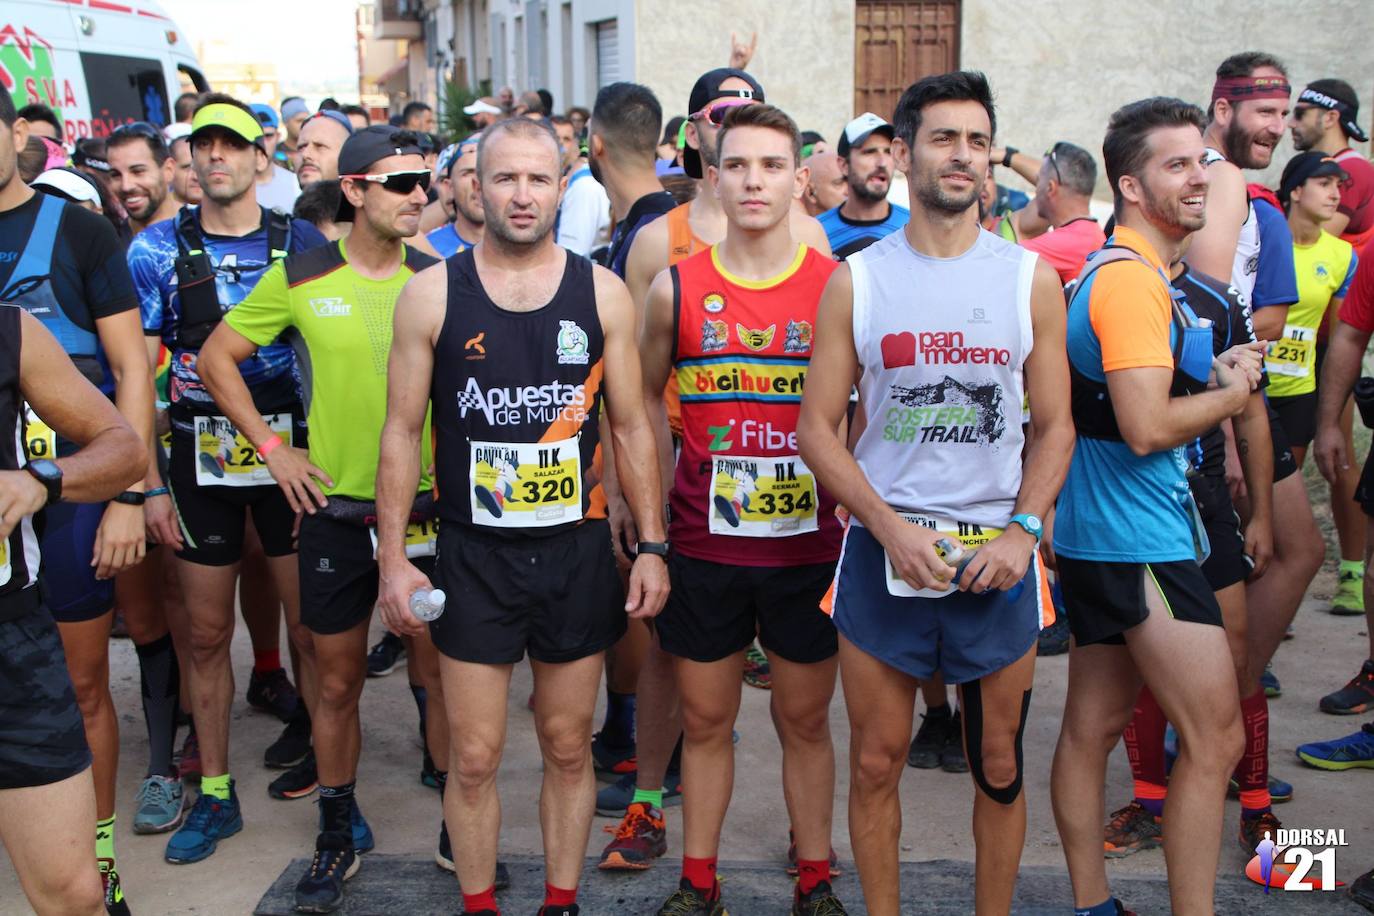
[961,679,1032,805]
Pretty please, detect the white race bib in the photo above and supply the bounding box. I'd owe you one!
[0,537,10,587]
[469,436,582,528]
[706,454,818,537]
[1265,324,1315,378]
[193,414,293,487]
[884,512,1003,598]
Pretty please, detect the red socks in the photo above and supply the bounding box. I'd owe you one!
[462,885,499,915]
[1235,688,1271,817]
[544,884,577,908]
[796,859,829,895]
[1122,685,1168,817]
[253,649,281,675]
[682,856,719,899]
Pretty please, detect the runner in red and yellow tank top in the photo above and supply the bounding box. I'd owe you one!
[640,103,849,916]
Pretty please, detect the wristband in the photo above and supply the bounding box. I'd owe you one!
[113,490,146,506]
[256,434,285,460]
[146,486,170,498]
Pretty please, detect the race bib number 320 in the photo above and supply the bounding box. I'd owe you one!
[707,454,818,537]
[469,436,582,528]
[193,414,293,487]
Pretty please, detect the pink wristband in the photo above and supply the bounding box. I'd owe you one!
[256,434,285,459]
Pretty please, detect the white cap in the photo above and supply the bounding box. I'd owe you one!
[164,122,193,143]
[463,99,502,117]
[838,112,894,155]
[31,168,102,206]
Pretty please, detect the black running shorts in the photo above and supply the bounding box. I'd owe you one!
[656,552,838,664]
[298,512,436,636]
[166,404,306,567]
[1268,402,1300,482]
[1056,556,1222,647]
[429,519,626,665]
[0,589,92,789]
[1190,474,1251,591]
[1269,391,1318,451]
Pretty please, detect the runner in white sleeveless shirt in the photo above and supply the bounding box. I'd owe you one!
[798,71,1073,916]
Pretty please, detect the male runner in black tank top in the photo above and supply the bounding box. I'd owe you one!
[0,307,144,915]
[375,117,669,916]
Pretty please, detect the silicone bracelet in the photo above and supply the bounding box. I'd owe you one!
[145,486,170,498]
[257,434,285,459]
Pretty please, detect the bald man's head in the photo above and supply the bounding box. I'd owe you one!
[802,151,847,217]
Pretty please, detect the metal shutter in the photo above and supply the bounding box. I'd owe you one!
[595,19,619,87]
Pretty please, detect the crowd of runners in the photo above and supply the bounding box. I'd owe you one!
[2,35,1374,916]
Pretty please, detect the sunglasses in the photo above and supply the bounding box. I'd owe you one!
[110,120,164,142]
[689,96,757,126]
[1043,143,1066,185]
[341,169,432,194]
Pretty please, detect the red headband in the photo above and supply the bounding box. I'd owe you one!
[1212,75,1291,104]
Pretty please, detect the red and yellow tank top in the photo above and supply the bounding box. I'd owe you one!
[669,243,841,566]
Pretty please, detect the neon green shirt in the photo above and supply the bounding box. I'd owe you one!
[1265,230,1357,398]
[225,238,439,500]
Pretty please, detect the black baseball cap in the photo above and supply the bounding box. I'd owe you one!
[335,125,425,221]
[1279,150,1349,204]
[683,67,765,179]
[1298,80,1369,143]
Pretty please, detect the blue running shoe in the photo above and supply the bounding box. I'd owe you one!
[165,783,242,863]
[317,798,375,853]
[294,837,359,913]
[1261,663,1282,698]
[133,773,186,834]
[1297,722,1374,771]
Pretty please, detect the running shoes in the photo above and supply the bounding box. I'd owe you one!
[1102,801,1162,858]
[1297,722,1374,770]
[1320,660,1374,715]
[246,667,300,722]
[133,773,186,833]
[165,782,243,864]
[598,802,667,870]
[366,632,406,676]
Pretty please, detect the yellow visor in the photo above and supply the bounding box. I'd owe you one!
[190,103,264,147]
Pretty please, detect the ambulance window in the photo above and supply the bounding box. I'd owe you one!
[178,65,209,94]
[80,52,172,130]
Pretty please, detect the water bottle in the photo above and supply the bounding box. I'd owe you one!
[409,588,446,621]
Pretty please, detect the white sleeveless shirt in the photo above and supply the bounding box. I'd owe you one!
[1204,147,1259,303]
[849,228,1037,528]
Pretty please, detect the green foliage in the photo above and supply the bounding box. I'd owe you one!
[441,78,491,141]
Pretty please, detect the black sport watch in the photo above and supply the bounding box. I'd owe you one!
[113,490,147,506]
[25,458,62,505]
[636,541,669,558]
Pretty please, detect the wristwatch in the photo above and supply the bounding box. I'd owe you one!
[113,490,147,506]
[24,458,62,506]
[1001,146,1018,167]
[636,541,670,558]
[1009,513,1043,545]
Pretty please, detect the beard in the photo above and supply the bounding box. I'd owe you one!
[1223,117,1276,170]
[849,171,890,203]
[1139,178,1203,236]
[457,194,486,226]
[914,164,980,215]
[124,185,166,221]
[485,202,554,246]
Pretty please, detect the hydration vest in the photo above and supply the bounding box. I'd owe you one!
[171,205,292,350]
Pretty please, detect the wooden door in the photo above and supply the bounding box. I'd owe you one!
[854,0,961,120]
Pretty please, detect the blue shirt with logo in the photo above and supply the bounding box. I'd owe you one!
[128,209,325,407]
[426,223,476,259]
[818,202,910,260]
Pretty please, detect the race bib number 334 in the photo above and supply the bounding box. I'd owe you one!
[470,436,582,528]
[707,454,818,537]
[193,414,292,487]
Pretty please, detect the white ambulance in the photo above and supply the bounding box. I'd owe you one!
[2,0,206,145]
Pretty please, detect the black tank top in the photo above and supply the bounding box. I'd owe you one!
[0,305,40,599]
[431,248,606,536]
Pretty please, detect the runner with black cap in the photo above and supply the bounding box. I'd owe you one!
[198,124,448,913]
[1289,79,1374,249]
[816,113,909,259]
[127,92,328,867]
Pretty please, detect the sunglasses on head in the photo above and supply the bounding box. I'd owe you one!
[1044,143,1065,185]
[342,169,432,194]
[110,121,164,142]
[689,96,757,126]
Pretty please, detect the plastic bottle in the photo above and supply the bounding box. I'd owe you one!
[409,588,446,621]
